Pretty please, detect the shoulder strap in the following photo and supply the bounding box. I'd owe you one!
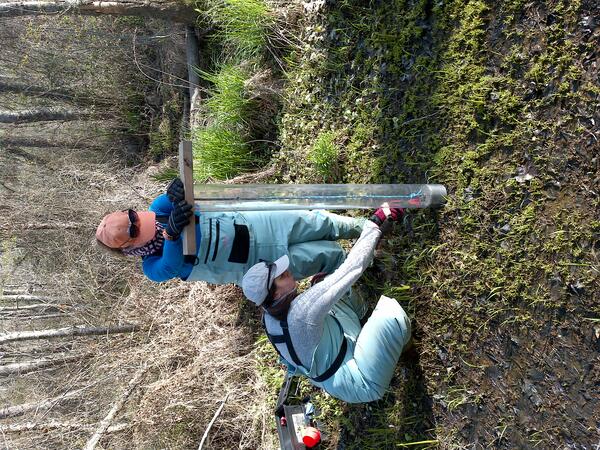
[262,314,305,369]
[262,314,347,383]
[280,317,304,367]
[312,316,347,383]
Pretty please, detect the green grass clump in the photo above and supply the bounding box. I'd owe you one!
[201,0,274,55]
[201,64,252,125]
[192,124,252,181]
[191,63,258,181]
[308,131,340,180]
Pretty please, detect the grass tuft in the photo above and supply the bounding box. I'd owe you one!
[201,0,274,56]
[192,64,258,181]
[192,124,253,181]
[308,131,340,180]
[200,63,253,125]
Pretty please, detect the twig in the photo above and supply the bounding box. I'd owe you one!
[83,365,147,450]
[224,165,277,184]
[0,181,15,193]
[197,393,230,450]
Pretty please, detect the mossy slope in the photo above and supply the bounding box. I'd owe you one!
[277,0,599,447]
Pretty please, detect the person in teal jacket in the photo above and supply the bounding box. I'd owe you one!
[95,179,366,286]
[241,207,412,403]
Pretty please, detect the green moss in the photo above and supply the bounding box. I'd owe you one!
[273,0,596,446]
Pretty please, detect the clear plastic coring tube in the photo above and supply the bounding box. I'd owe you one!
[193,184,447,212]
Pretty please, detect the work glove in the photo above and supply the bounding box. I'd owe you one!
[166,178,185,204]
[369,207,404,226]
[165,200,193,240]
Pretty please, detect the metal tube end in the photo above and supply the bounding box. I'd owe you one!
[427,184,447,206]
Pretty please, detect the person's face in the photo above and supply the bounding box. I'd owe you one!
[273,270,297,299]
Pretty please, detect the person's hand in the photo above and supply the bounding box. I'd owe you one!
[166,178,185,204]
[370,206,404,226]
[165,200,193,240]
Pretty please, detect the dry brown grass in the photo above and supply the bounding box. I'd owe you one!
[117,282,277,449]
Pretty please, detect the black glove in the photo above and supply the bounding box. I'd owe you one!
[165,200,193,240]
[166,178,185,204]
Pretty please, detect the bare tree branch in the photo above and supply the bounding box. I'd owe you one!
[83,365,147,450]
[0,324,139,344]
[0,353,87,376]
[0,420,130,433]
[0,1,197,23]
[0,303,64,313]
[0,387,84,419]
[0,107,85,123]
[197,393,230,450]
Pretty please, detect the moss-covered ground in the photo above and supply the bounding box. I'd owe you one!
[271,0,599,448]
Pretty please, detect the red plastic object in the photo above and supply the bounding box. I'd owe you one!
[302,427,321,448]
[280,417,287,426]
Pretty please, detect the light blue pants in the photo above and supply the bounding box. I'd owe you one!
[316,295,412,403]
[246,210,366,280]
[188,210,366,285]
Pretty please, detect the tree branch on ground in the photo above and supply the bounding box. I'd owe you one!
[0,353,88,376]
[0,0,197,23]
[0,107,85,123]
[0,420,130,434]
[83,365,147,450]
[0,324,139,344]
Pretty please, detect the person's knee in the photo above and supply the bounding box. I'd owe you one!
[334,383,386,404]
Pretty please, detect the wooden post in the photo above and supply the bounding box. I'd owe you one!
[179,140,196,256]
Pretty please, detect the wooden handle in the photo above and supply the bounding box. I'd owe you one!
[178,141,196,256]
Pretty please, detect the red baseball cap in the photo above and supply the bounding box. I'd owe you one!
[96,210,156,249]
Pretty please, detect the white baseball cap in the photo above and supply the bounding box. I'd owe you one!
[242,255,290,305]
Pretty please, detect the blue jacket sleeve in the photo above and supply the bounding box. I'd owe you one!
[142,239,185,282]
[149,194,173,216]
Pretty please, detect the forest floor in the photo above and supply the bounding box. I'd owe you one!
[269,0,599,448]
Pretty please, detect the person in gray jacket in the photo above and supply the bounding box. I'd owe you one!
[242,207,412,403]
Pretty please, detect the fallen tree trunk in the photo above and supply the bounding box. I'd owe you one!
[0,313,66,321]
[0,420,130,433]
[0,354,85,376]
[0,388,82,419]
[0,324,139,344]
[0,294,53,303]
[83,366,146,450]
[0,288,28,296]
[0,0,197,23]
[0,303,64,313]
[0,107,84,123]
[0,78,76,101]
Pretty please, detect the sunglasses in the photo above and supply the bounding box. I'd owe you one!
[127,209,140,239]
